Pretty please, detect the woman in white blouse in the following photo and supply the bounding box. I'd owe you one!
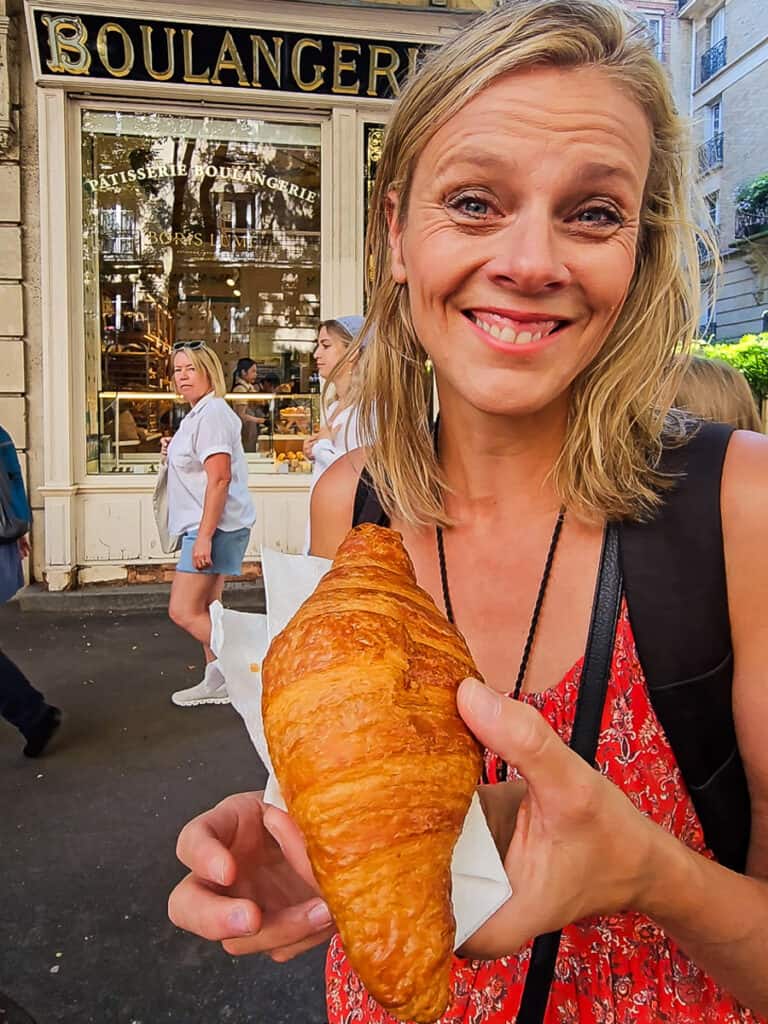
[303,316,366,552]
[162,342,255,708]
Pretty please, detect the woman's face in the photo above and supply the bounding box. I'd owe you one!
[314,327,349,379]
[387,66,651,421]
[243,364,258,384]
[173,352,211,405]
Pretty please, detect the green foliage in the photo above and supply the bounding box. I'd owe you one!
[693,333,768,399]
[735,173,768,215]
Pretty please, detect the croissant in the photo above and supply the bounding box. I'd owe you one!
[262,523,482,1023]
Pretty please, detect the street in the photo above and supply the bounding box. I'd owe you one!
[0,603,328,1024]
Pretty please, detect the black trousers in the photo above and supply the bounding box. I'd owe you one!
[0,648,47,739]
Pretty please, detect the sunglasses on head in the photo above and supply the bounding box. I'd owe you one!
[172,340,206,352]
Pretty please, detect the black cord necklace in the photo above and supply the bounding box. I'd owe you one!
[436,511,565,701]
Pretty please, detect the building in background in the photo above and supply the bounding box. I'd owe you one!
[2,0,490,591]
[676,0,768,339]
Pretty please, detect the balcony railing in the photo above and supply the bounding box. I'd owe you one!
[736,201,768,240]
[698,132,724,174]
[700,37,727,84]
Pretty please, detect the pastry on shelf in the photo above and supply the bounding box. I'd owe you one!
[262,524,482,1023]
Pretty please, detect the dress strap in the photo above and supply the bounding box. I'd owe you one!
[352,468,390,529]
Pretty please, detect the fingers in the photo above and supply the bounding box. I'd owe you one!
[263,805,319,891]
[175,792,260,884]
[458,678,577,799]
[168,872,262,941]
[221,898,334,959]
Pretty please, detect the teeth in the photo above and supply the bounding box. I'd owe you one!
[471,313,558,346]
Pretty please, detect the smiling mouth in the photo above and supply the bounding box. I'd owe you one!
[465,311,569,345]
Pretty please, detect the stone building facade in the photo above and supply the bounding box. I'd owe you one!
[677,0,768,339]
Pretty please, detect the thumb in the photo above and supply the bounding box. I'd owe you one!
[457,677,575,798]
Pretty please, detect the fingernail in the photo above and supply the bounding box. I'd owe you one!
[464,678,501,719]
[307,900,332,928]
[227,907,253,935]
[214,859,228,885]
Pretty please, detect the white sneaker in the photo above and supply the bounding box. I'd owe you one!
[172,661,230,707]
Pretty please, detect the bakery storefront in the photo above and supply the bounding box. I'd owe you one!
[21,1,479,589]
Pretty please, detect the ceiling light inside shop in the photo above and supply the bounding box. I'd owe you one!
[226,277,236,287]
[233,289,241,297]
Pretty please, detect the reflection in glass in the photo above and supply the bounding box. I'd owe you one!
[82,109,322,474]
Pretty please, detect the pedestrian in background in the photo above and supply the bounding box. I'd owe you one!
[303,316,366,552]
[0,425,61,757]
[163,343,255,709]
[230,358,266,452]
[673,355,763,432]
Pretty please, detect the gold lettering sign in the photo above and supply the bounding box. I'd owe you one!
[96,22,135,78]
[141,25,176,82]
[291,38,325,92]
[182,28,210,84]
[42,14,91,75]
[251,34,283,88]
[367,45,400,98]
[36,12,429,98]
[211,30,249,87]
[332,40,361,96]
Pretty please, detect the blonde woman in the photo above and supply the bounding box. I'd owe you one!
[163,342,255,708]
[303,315,366,552]
[169,2,768,1019]
[673,355,763,432]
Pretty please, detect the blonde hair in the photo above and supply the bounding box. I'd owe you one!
[346,0,713,526]
[320,319,363,417]
[172,344,227,399]
[673,356,763,432]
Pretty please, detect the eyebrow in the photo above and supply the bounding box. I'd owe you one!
[433,153,641,191]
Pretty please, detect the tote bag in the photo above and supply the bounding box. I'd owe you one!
[0,457,29,543]
[152,462,181,554]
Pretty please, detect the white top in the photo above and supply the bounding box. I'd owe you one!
[167,392,256,536]
[303,402,362,554]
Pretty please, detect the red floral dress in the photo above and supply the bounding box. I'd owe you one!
[326,600,763,1024]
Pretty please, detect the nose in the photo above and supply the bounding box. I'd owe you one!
[484,206,571,294]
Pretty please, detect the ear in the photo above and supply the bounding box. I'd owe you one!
[386,189,407,285]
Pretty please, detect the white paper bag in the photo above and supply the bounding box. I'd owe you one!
[210,547,512,947]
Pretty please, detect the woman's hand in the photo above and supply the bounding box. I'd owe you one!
[160,436,171,460]
[302,436,318,460]
[17,534,30,559]
[457,678,667,959]
[192,535,213,571]
[168,792,335,961]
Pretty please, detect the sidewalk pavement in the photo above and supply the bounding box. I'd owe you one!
[0,595,328,1024]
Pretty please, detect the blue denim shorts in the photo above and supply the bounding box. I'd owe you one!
[177,527,251,576]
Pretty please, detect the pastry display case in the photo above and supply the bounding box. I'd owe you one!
[92,392,321,475]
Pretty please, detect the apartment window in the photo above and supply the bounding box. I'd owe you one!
[709,100,722,137]
[705,191,720,230]
[639,13,663,62]
[709,6,726,46]
[701,6,727,83]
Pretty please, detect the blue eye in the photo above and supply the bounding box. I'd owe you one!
[577,205,622,226]
[448,194,492,218]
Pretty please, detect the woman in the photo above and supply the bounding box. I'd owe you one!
[0,425,61,756]
[168,2,768,1019]
[231,358,266,452]
[673,355,763,432]
[302,315,366,552]
[164,343,255,709]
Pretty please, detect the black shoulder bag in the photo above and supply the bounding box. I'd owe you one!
[515,521,623,1023]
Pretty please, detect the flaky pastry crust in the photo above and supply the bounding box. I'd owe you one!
[263,524,482,1023]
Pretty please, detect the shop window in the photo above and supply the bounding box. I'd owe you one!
[81,109,323,475]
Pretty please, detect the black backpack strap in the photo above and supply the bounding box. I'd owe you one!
[516,523,623,1023]
[619,421,750,872]
[352,468,390,528]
